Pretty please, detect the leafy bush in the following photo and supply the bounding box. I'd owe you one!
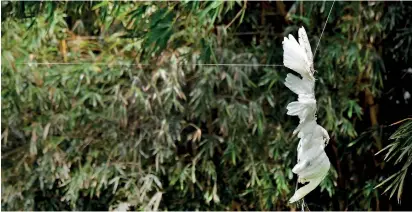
[1,1,411,210]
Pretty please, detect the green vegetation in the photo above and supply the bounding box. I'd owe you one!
[1,1,411,210]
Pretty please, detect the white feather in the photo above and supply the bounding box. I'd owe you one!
[285,73,314,96]
[289,175,324,203]
[298,27,315,75]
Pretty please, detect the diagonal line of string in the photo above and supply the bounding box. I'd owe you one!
[313,0,335,58]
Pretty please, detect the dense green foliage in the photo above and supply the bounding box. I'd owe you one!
[376,119,412,203]
[1,1,411,211]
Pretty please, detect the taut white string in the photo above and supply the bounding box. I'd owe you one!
[313,0,336,58]
[18,62,284,67]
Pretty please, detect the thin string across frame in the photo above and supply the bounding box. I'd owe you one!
[18,62,285,67]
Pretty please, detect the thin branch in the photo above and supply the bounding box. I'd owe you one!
[225,0,247,30]
[389,118,412,126]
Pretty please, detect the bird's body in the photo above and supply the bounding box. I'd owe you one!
[283,27,331,203]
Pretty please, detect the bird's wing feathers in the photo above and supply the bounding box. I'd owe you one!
[298,27,314,73]
[285,73,315,96]
[283,35,313,80]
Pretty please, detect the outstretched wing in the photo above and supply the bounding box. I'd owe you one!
[283,33,314,80]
